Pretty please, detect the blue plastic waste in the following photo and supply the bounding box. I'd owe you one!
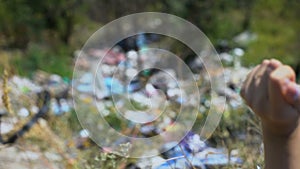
[104,77,124,94]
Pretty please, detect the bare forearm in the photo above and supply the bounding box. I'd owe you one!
[263,122,300,169]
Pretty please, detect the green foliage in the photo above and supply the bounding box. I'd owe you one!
[157,0,251,43]
[1,0,299,76]
[0,0,32,48]
[0,0,87,77]
[0,0,84,47]
[12,43,73,77]
[242,0,300,66]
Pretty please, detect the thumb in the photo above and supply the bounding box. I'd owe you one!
[284,82,300,111]
[270,65,300,111]
[268,66,295,120]
[268,65,295,110]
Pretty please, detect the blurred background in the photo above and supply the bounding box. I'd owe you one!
[0,0,299,77]
[0,0,299,169]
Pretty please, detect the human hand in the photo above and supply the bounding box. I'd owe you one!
[241,59,300,136]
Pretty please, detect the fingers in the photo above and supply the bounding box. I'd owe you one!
[250,60,272,109]
[268,65,298,119]
[240,59,280,113]
[269,59,282,69]
[240,59,300,132]
[241,59,282,100]
[240,65,259,102]
[269,65,296,87]
[268,64,300,113]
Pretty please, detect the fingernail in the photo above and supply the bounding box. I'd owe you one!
[294,85,300,101]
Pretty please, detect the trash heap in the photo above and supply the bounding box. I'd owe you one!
[71,40,253,168]
[0,41,258,168]
[138,132,242,169]
[0,70,71,136]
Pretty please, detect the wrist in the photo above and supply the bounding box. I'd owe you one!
[261,117,299,137]
[262,121,300,169]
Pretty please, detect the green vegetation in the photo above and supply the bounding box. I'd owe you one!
[0,0,299,77]
[12,43,73,77]
[244,0,300,66]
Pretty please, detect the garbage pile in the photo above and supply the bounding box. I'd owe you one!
[0,36,254,168]
[71,36,252,168]
[137,132,242,169]
[0,71,71,137]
